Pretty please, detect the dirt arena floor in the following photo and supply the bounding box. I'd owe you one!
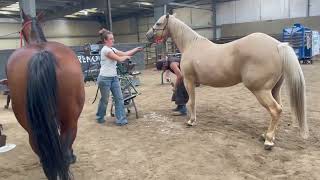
[0,60,320,180]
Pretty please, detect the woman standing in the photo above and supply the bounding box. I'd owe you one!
[96,29,143,125]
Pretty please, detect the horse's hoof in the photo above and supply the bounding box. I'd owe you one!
[186,120,195,126]
[68,154,77,164]
[259,134,266,142]
[264,141,274,151]
[264,144,273,150]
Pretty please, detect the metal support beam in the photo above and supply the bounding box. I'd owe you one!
[163,4,168,53]
[212,0,216,41]
[168,2,212,11]
[136,16,140,42]
[154,0,174,7]
[104,0,113,31]
[307,0,310,17]
[19,0,36,18]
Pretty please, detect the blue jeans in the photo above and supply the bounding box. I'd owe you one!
[96,76,128,124]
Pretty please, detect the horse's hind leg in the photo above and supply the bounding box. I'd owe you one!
[28,134,39,156]
[61,125,77,164]
[184,77,196,126]
[272,75,284,107]
[253,90,282,150]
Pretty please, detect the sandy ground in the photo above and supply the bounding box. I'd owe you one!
[0,61,320,180]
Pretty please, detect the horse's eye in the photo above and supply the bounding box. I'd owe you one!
[156,22,161,26]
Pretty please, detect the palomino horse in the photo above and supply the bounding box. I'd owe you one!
[146,14,308,149]
[6,11,85,179]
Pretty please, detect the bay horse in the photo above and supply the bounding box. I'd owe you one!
[6,11,85,179]
[146,14,308,150]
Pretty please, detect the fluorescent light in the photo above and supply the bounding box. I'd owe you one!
[64,15,78,18]
[86,8,98,13]
[133,2,153,6]
[65,8,103,18]
[0,11,15,15]
[1,7,20,11]
[0,2,20,12]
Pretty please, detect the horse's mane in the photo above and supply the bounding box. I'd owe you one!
[30,17,47,43]
[168,16,206,52]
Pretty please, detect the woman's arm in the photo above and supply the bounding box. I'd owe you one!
[170,63,182,81]
[116,47,143,56]
[105,51,131,62]
[170,62,183,90]
[165,70,171,82]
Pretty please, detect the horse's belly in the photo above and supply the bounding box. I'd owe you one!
[199,77,241,87]
[195,68,241,87]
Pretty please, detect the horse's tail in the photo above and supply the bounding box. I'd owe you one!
[26,50,70,180]
[277,43,309,139]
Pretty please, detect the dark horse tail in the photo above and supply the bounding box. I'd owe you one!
[26,50,70,180]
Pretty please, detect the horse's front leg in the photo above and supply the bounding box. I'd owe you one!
[184,77,196,126]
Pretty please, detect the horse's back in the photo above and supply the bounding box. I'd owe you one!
[7,42,85,131]
[182,33,283,89]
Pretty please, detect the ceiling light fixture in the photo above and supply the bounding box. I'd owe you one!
[0,11,15,15]
[133,2,153,6]
[0,2,20,12]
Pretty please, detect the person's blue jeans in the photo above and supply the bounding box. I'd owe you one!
[96,76,128,125]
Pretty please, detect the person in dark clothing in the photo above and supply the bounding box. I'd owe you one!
[156,56,189,116]
[4,91,10,109]
[0,79,10,109]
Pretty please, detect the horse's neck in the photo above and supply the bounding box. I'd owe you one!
[169,19,203,53]
[26,20,47,44]
[24,34,39,45]
[29,32,43,44]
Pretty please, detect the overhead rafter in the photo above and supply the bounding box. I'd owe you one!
[168,2,212,10]
[0,0,237,21]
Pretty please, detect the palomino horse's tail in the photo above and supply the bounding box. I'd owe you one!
[277,43,309,139]
[26,50,70,180]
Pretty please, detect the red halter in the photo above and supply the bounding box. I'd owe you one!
[20,20,32,47]
[152,17,169,44]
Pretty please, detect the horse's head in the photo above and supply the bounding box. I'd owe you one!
[146,14,174,44]
[20,10,45,44]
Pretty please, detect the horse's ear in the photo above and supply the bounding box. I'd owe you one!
[37,11,45,22]
[21,9,29,22]
[166,13,169,19]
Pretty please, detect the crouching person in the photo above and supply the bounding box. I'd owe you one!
[156,56,189,116]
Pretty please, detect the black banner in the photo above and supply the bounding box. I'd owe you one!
[77,53,101,82]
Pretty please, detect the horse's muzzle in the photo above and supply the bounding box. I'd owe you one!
[146,32,154,43]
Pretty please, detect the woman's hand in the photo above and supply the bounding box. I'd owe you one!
[121,55,131,62]
[135,47,144,52]
[0,79,8,85]
[171,82,176,92]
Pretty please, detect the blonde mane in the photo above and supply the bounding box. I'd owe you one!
[168,16,206,52]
